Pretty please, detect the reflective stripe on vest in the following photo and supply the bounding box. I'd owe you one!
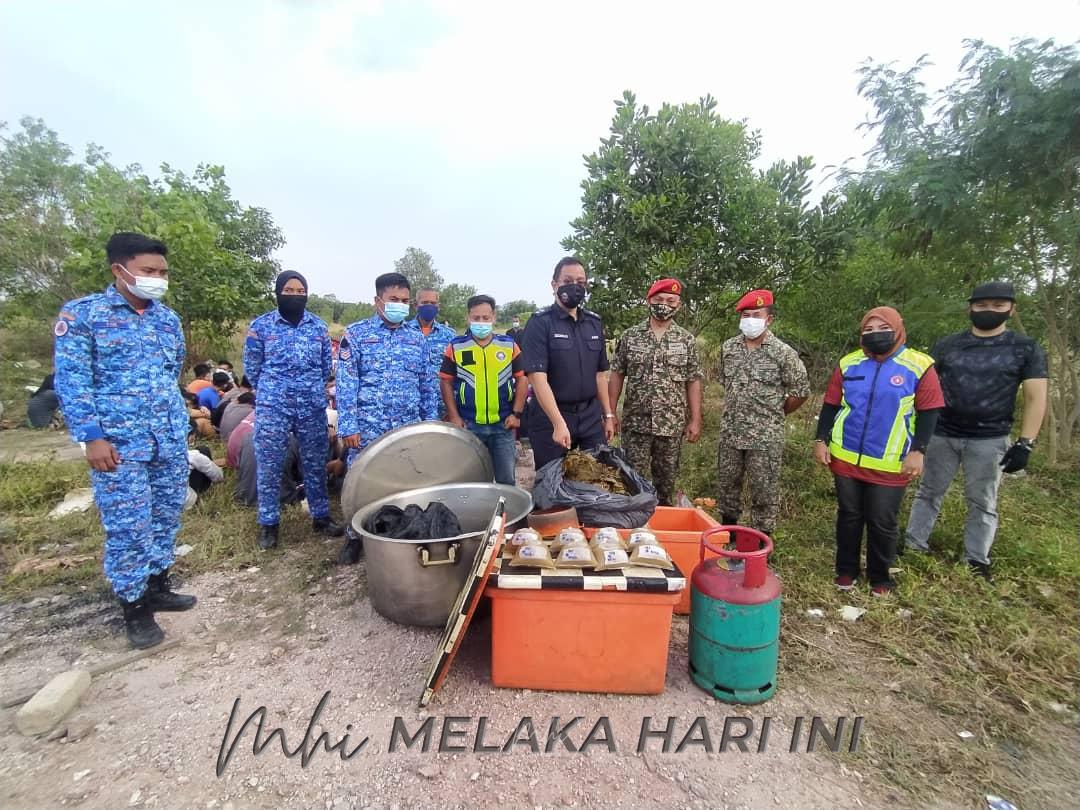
[828,346,933,473]
[450,335,516,425]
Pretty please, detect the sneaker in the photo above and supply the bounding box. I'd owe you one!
[968,560,994,583]
[834,574,858,591]
[871,583,894,598]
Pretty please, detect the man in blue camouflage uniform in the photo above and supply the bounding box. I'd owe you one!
[335,272,440,563]
[407,287,456,417]
[243,270,344,550]
[53,232,196,649]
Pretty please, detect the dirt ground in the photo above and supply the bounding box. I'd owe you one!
[0,429,85,463]
[0,543,949,810]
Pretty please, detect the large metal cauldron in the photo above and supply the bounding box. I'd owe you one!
[353,483,533,627]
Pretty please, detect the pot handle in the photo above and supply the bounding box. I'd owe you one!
[417,543,460,567]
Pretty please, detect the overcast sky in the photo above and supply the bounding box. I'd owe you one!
[1,1,1075,309]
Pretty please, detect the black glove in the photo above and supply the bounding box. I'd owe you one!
[1000,440,1032,473]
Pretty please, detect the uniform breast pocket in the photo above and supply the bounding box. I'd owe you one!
[155,330,181,368]
[550,335,574,352]
[585,335,603,352]
[665,350,690,381]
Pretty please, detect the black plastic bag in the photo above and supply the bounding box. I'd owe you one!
[364,502,463,539]
[533,445,658,528]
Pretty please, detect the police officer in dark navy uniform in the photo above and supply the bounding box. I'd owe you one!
[522,257,616,471]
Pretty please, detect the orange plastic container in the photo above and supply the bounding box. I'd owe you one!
[486,586,680,694]
[582,507,727,615]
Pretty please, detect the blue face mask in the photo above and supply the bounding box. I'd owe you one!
[469,321,494,339]
[382,301,410,324]
[417,303,439,323]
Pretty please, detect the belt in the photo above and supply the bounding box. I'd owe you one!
[557,398,597,414]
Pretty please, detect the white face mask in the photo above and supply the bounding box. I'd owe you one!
[739,317,767,339]
[120,265,168,300]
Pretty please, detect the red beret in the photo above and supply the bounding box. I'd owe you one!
[735,289,773,311]
[647,278,683,298]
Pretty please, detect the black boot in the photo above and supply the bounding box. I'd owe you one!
[258,524,279,550]
[336,532,364,565]
[313,517,345,537]
[968,560,994,583]
[146,569,197,612]
[121,595,165,649]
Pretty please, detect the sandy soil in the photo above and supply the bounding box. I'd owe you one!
[0,543,936,810]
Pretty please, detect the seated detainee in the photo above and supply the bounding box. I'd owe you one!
[235,431,304,508]
[220,392,255,442]
[186,363,213,395]
[188,445,224,494]
[196,371,232,411]
[27,374,62,429]
[182,388,215,438]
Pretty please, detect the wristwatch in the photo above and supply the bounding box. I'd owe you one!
[512,410,524,419]
[603,413,616,420]
[1018,437,1036,448]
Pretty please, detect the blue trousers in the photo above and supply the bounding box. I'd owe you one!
[254,402,329,525]
[90,446,188,602]
[468,422,517,486]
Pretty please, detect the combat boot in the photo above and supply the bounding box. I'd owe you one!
[312,517,345,537]
[121,595,165,649]
[258,524,279,550]
[146,568,197,611]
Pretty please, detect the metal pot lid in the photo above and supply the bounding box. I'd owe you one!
[341,422,495,522]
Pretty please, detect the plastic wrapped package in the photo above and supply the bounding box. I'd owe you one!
[532,446,658,528]
[594,547,631,571]
[627,529,657,547]
[555,545,596,569]
[629,543,674,570]
[510,543,557,570]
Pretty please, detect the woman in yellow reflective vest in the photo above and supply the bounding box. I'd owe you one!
[813,306,945,597]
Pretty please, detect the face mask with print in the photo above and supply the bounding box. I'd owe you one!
[556,283,587,309]
[650,303,677,321]
[382,301,410,324]
[469,321,494,339]
[739,317,767,339]
[120,265,168,300]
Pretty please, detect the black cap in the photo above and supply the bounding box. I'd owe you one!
[969,281,1015,302]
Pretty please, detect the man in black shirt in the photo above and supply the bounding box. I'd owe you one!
[521,257,616,471]
[904,281,1048,580]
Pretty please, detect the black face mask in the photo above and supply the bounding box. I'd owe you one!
[970,309,1010,331]
[861,330,896,355]
[556,283,587,309]
[276,293,308,325]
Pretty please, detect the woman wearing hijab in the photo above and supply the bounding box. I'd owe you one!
[243,271,343,550]
[813,307,945,596]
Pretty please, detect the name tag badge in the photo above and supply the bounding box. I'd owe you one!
[553,333,570,339]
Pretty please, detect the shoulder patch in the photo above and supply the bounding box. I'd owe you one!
[54,320,69,337]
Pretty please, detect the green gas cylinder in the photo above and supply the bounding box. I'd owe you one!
[689,525,781,704]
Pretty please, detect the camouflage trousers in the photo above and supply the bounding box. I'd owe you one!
[716,442,783,535]
[622,430,682,507]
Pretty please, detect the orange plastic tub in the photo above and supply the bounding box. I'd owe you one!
[582,508,727,615]
[486,586,680,694]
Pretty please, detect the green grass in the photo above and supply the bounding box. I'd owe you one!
[1,383,1077,806]
[678,392,1080,806]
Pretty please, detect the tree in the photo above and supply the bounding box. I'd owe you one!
[563,91,838,335]
[0,118,286,363]
[852,38,1080,460]
[497,298,537,324]
[393,247,443,293]
[439,282,478,330]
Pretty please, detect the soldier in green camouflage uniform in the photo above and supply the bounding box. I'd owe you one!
[609,278,704,505]
[717,289,810,535]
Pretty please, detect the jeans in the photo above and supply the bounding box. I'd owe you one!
[469,422,517,486]
[905,433,1010,565]
[834,474,907,587]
